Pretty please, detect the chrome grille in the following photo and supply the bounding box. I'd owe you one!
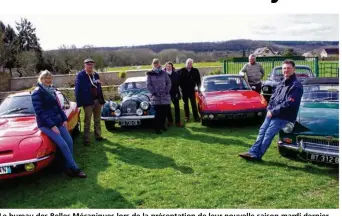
[297,136,339,152]
[121,100,137,115]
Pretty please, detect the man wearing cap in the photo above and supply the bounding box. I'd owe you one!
[75,58,105,146]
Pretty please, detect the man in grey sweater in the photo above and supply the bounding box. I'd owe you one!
[239,54,265,93]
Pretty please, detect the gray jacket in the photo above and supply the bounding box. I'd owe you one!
[240,62,265,85]
[146,69,171,105]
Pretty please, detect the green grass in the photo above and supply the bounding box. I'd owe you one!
[0,105,338,209]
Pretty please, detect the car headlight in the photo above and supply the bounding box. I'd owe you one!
[136,108,143,116]
[262,86,269,92]
[140,101,149,110]
[109,101,118,111]
[283,122,294,133]
[114,109,121,116]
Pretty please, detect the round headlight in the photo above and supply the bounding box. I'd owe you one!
[283,122,294,133]
[140,101,149,110]
[209,114,214,119]
[136,108,143,116]
[114,109,121,116]
[262,86,269,92]
[109,101,118,111]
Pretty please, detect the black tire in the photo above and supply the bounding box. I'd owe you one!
[105,121,116,131]
[278,144,298,159]
[72,118,81,136]
[201,119,209,127]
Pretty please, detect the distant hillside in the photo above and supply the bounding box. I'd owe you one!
[85,39,339,54]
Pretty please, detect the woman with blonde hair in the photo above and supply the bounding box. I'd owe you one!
[31,70,86,178]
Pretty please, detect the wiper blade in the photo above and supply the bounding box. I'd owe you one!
[0,107,29,116]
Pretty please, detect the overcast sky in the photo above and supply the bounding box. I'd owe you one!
[0,14,338,50]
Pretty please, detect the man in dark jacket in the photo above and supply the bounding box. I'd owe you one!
[75,58,106,146]
[239,59,303,161]
[178,58,201,122]
[164,61,183,127]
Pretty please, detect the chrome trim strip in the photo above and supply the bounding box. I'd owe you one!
[101,115,155,121]
[0,156,51,168]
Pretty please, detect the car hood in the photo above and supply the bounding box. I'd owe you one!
[121,92,150,103]
[0,117,39,138]
[202,91,266,111]
[297,102,339,137]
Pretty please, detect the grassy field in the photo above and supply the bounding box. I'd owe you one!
[0,106,339,209]
[106,61,339,78]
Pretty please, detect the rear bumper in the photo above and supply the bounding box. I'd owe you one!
[278,141,339,157]
[101,115,155,121]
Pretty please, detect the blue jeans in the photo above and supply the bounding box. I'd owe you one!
[249,117,289,159]
[40,126,79,171]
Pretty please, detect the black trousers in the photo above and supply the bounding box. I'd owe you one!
[182,91,199,120]
[154,104,170,131]
[249,83,262,94]
[166,99,181,124]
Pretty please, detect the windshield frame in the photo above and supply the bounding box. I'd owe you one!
[302,84,339,103]
[200,76,251,93]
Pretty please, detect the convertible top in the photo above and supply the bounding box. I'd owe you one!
[302,77,339,85]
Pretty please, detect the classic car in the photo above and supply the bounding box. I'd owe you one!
[261,65,315,102]
[101,76,155,130]
[0,90,81,180]
[278,77,339,165]
[196,74,268,126]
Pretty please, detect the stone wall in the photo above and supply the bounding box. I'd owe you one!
[7,66,222,91]
[0,72,11,92]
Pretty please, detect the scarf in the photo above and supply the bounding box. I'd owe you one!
[152,66,163,74]
[41,83,56,99]
[166,70,172,75]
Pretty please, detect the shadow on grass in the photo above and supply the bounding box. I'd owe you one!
[0,137,134,208]
[239,158,339,180]
[103,141,194,174]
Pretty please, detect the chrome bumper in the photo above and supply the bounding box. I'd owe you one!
[101,115,155,121]
[0,155,51,168]
[278,141,339,157]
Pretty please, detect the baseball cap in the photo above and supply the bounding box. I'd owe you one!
[84,58,95,64]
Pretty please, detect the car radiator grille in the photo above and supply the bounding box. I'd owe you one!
[121,100,137,115]
[297,136,339,152]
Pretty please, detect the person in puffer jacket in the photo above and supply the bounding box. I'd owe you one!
[239,60,303,161]
[31,70,86,178]
[146,59,172,134]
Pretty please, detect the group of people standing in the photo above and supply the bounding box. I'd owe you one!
[29,54,303,179]
[146,58,202,134]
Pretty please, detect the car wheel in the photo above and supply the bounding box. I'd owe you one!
[72,118,81,136]
[277,144,298,159]
[201,119,209,127]
[105,121,116,131]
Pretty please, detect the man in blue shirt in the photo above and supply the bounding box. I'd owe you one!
[239,59,303,161]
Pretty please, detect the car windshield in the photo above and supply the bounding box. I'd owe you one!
[302,84,339,102]
[202,76,250,92]
[0,95,35,117]
[119,81,149,96]
[273,67,313,78]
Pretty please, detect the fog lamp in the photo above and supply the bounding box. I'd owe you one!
[115,109,121,116]
[257,112,263,116]
[24,163,35,171]
[209,114,214,119]
[136,108,143,116]
[283,122,294,133]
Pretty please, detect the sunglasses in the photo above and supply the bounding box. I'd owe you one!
[85,62,94,65]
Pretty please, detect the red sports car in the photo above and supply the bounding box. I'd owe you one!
[0,90,81,180]
[196,74,268,126]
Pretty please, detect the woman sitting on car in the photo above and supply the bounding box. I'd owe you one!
[146,59,172,134]
[31,70,86,178]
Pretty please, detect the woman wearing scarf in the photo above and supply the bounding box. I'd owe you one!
[164,61,183,128]
[31,70,86,178]
[146,59,172,134]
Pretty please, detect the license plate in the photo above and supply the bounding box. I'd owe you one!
[225,113,247,119]
[307,153,339,164]
[0,166,12,175]
[120,120,140,126]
